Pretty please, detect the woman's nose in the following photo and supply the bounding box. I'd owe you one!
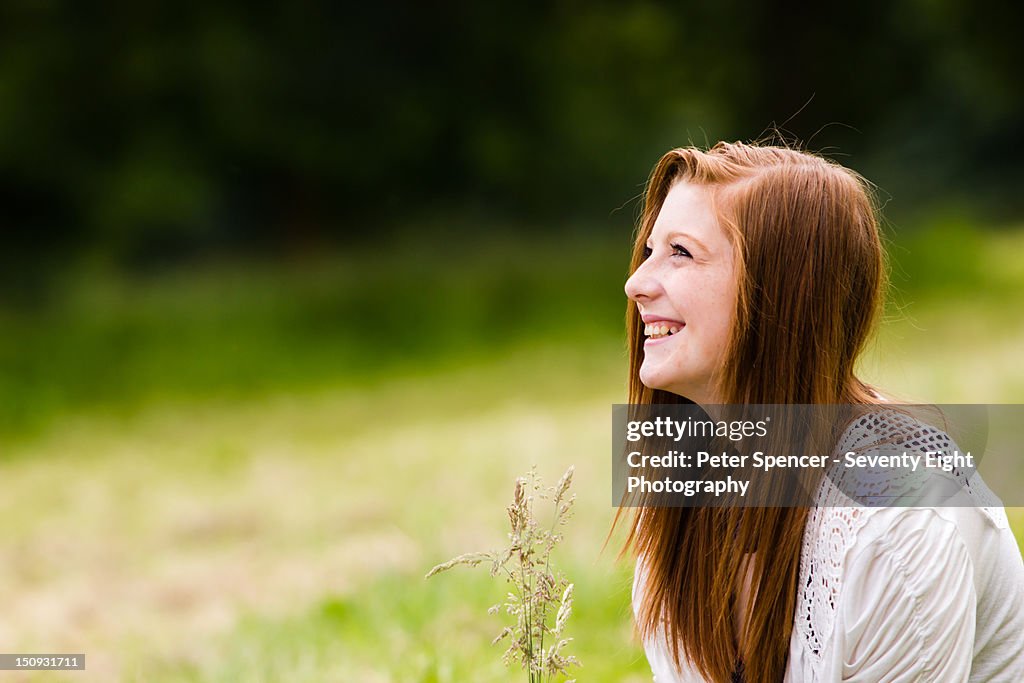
[625,261,657,303]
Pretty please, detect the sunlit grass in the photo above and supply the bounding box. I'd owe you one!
[1,341,649,682]
[0,232,629,438]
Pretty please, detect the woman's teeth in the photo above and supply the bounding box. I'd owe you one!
[644,323,683,339]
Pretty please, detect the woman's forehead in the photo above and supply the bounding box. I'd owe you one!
[649,182,731,249]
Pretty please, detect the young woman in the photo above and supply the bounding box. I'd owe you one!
[619,142,1024,682]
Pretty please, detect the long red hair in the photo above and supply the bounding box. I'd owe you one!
[616,141,888,682]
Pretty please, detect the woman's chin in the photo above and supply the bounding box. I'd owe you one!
[639,369,676,394]
[639,369,704,401]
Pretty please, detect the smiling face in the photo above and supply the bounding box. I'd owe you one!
[624,181,739,405]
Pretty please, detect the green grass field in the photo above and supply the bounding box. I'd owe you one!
[2,225,1023,681]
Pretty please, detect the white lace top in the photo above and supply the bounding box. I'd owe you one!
[633,409,1024,682]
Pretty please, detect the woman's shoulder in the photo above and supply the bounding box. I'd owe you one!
[795,402,1023,676]
[794,403,1024,679]
[824,404,1008,519]
[794,501,1024,681]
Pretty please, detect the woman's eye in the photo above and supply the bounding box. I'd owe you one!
[642,246,653,259]
[671,243,692,258]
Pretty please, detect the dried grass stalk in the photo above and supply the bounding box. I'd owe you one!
[426,465,581,683]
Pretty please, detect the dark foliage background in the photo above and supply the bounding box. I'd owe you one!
[3,1,1022,282]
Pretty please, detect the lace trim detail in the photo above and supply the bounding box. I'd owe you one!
[796,489,870,664]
